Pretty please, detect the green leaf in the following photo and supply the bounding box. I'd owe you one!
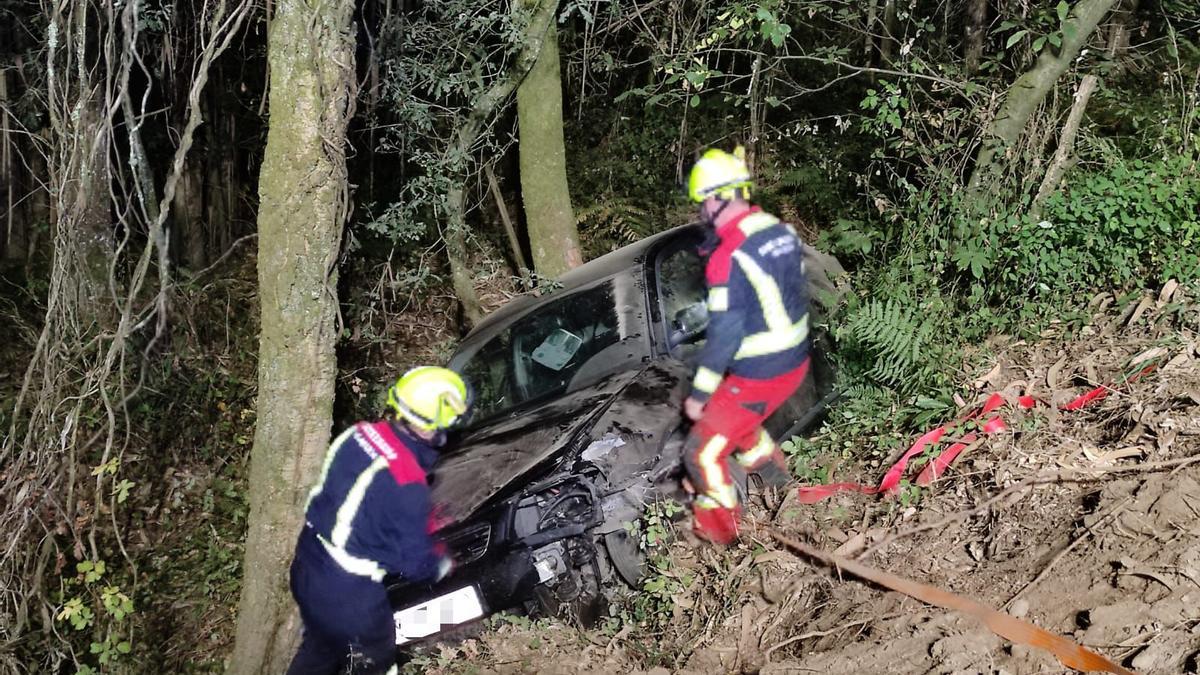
[1005,29,1028,49]
[613,87,643,103]
[1032,35,1047,52]
[1048,32,1062,48]
[770,23,792,47]
[914,397,949,410]
[1056,0,1069,22]
[689,94,700,108]
[113,479,135,504]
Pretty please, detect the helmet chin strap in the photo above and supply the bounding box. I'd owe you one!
[702,198,733,228]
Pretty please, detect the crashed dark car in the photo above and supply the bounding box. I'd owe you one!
[387,222,842,647]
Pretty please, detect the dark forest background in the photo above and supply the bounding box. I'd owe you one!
[0,0,1196,670]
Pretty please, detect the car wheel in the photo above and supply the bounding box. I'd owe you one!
[603,528,644,587]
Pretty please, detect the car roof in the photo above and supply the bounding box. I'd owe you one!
[454,223,702,356]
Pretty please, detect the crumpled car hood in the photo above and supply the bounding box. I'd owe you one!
[430,369,644,525]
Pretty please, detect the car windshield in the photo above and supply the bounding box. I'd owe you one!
[450,279,649,424]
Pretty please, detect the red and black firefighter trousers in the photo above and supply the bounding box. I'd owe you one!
[682,358,809,544]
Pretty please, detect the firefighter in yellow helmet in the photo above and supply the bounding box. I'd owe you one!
[682,147,811,545]
[288,366,472,674]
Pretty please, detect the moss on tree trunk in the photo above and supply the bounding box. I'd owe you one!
[228,0,355,670]
[517,15,582,280]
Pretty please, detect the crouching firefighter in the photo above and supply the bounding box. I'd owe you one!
[287,366,472,675]
[681,146,811,546]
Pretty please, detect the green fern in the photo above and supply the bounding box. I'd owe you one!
[777,166,821,189]
[576,201,653,246]
[839,299,937,392]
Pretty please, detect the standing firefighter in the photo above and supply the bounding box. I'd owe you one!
[682,146,811,545]
[287,367,471,675]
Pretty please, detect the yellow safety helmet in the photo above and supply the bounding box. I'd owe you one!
[385,366,472,432]
[687,146,752,203]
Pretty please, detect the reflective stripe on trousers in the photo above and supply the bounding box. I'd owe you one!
[682,360,809,509]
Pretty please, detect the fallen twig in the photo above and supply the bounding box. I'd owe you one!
[763,615,897,660]
[1005,496,1133,608]
[860,472,1061,558]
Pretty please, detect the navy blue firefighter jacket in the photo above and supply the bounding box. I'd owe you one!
[303,420,447,583]
[689,207,811,401]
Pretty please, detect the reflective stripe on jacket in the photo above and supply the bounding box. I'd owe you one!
[303,421,444,583]
[691,207,810,401]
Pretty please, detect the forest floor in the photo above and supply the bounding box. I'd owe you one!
[406,287,1200,675]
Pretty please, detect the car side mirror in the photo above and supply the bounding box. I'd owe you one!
[669,302,708,347]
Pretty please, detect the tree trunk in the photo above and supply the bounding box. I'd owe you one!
[879,0,898,65]
[1031,74,1099,212]
[436,0,558,322]
[50,0,117,315]
[966,0,1119,197]
[228,0,355,669]
[1,68,24,262]
[176,158,207,270]
[864,0,879,66]
[517,16,582,280]
[70,80,115,317]
[1030,0,1137,214]
[446,182,484,326]
[964,0,988,75]
[206,139,236,256]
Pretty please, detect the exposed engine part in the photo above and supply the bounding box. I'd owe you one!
[531,542,568,584]
[514,474,601,542]
[532,558,605,627]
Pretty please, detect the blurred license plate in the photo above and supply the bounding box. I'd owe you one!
[394,586,484,645]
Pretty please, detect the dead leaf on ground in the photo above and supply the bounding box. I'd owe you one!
[834,532,868,557]
[1165,349,1193,371]
[1126,296,1155,326]
[974,362,1001,390]
[1083,445,1146,465]
[1158,279,1180,306]
[1047,354,1068,390]
[1130,346,1169,367]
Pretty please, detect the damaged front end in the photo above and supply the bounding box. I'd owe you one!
[388,367,691,647]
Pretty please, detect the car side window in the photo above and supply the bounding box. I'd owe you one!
[655,241,708,358]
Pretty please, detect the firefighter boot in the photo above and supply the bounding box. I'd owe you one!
[747,447,792,488]
[692,497,741,545]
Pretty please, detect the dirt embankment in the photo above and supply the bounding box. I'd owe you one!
[413,289,1200,675]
